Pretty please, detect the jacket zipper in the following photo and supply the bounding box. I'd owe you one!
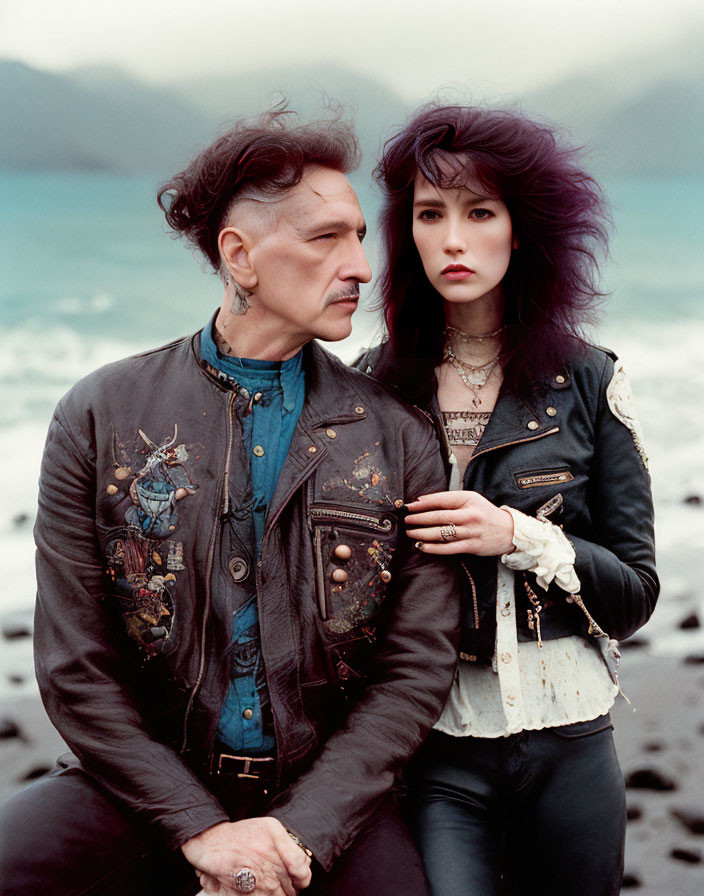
[314,527,328,619]
[180,390,237,753]
[309,507,393,532]
[460,560,480,628]
[467,426,560,468]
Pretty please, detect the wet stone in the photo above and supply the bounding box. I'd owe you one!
[670,847,702,864]
[683,653,704,665]
[12,512,30,528]
[679,612,701,630]
[643,741,664,752]
[2,621,32,640]
[671,806,704,835]
[621,872,642,888]
[8,674,25,686]
[625,767,678,792]
[683,494,702,506]
[21,765,51,782]
[0,717,21,739]
[621,636,649,650]
[627,804,644,821]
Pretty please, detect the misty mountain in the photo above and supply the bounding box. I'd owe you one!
[1,47,703,175]
[0,60,212,174]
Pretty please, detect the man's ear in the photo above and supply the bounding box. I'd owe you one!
[218,227,258,290]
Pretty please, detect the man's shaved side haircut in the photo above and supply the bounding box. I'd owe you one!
[157,105,361,271]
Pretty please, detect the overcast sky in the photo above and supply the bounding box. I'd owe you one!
[2,0,703,99]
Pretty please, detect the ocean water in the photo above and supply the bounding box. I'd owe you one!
[1,171,703,695]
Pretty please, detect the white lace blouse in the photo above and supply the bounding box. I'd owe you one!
[436,507,618,739]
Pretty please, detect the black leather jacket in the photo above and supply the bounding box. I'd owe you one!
[356,342,659,663]
[33,332,459,870]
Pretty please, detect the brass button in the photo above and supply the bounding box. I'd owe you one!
[308,445,318,454]
[242,708,254,720]
[555,374,566,384]
[106,484,118,495]
[253,445,265,457]
[331,568,349,584]
[527,420,539,431]
[333,544,352,560]
[354,406,365,415]
[501,651,512,664]
[227,556,249,583]
[394,498,404,509]
[380,570,392,583]
[546,406,557,417]
[326,428,337,439]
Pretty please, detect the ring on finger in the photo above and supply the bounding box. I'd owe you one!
[440,523,457,542]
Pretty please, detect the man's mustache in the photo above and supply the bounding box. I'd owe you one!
[326,285,361,304]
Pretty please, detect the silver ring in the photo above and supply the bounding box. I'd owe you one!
[232,867,257,893]
[440,523,457,542]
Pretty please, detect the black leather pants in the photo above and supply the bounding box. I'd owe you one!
[404,717,626,896]
[0,756,428,896]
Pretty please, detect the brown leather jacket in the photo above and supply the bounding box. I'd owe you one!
[33,332,459,869]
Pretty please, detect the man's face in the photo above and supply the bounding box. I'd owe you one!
[246,166,372,344]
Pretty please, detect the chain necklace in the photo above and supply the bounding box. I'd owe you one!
[444,323,505,344]
[443,343,501,407]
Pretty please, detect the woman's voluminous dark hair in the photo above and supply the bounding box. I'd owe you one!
[157,105,360,271]
[374,103,611,403]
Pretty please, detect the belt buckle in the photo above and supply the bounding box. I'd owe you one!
[217,752,273,781]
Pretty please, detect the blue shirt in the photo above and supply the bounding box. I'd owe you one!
[201,317,306,751]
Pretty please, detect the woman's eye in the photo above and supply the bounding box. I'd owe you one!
[418,210,440,222]
[470,208,493,220]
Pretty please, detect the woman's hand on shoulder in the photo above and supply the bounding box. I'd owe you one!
[405,491,515,557]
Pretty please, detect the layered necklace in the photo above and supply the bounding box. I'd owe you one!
[443,323,505,408]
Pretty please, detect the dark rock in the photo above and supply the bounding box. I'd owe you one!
[11,512,30,527]
[670,847,702,864]
[8,674,25,685]
[671,807,704,835]
[2,622,32,640]
[683,494,702,506]
[679,612,701,630]
[621,636,649,650]
[683,653,704,665]
[621,872,641,888]
[625,767,678,791]
[21,765,51,782]
[0,717,21,739]
[643,741,664,752]
[627,804,643,821]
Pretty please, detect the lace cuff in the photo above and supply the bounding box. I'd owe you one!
[500,506,581,594]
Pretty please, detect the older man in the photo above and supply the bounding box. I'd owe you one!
[0,111,458,896]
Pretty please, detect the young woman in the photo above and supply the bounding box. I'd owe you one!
[357,105,659,895]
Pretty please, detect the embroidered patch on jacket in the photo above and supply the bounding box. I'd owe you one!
[322,445,395,505]
[104,424,199,656]
[514,469,574,489]
[606,360,649,471]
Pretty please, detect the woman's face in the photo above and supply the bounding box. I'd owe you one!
[412,172,515,309]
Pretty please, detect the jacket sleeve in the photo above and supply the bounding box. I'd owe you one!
[568,353,659,640]
[33,405,230,850]
[268,421,460,870]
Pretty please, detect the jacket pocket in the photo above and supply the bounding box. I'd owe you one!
[513,467,574,489]
[310,503,398,636]
[547,713,613,739]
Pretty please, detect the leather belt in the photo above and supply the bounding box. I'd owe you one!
[214,750,276,781]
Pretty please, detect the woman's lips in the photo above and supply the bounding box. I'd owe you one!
[442,265,475,281]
